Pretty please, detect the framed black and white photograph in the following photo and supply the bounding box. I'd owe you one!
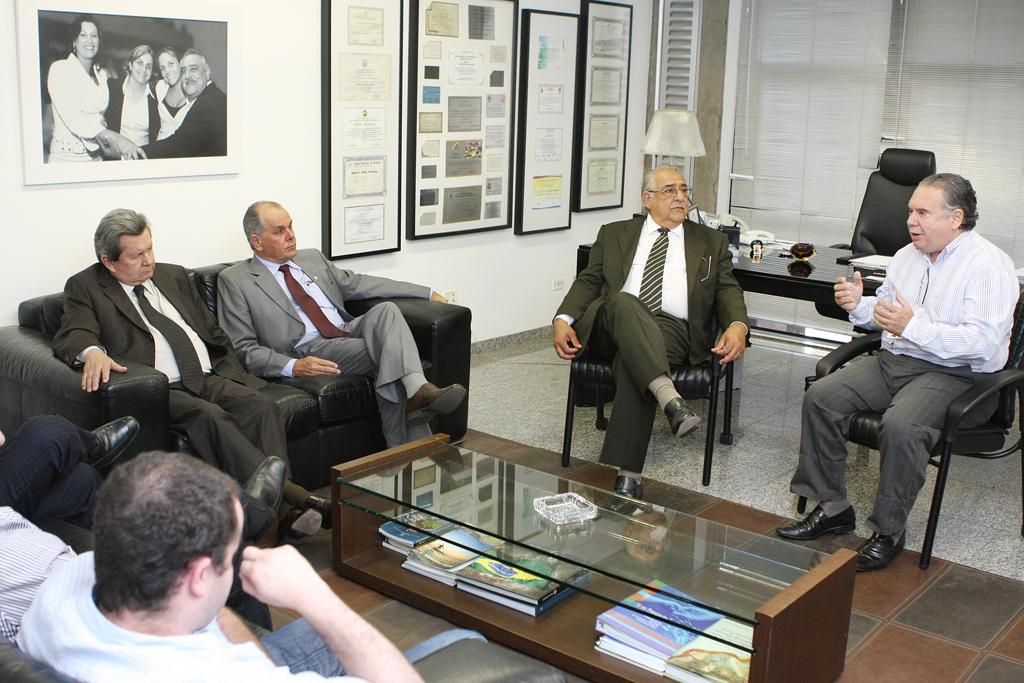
[406,0,518,239]
[15,0,241,185]
[514,9,578,235]
[571,0,631,212]
[322,0,404,259]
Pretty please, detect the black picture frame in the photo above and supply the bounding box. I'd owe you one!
[321,0,404,259]
[570,0,632,212]
[406,0,519,240]
[513,9,579,235]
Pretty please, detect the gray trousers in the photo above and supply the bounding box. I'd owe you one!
[300,301,430,447]
[791,350,994,535]
[589,292,691,473]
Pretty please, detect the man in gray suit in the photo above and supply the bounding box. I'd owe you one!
[217,201,466,447]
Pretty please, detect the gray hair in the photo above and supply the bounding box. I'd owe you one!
[642,165,686,193]
[94,208,150,262]
[918,173,979,231]
[242,200,284,244]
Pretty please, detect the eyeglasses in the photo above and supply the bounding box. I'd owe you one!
[647,184,689,199]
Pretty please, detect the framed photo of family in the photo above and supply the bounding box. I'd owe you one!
[321,0,404,259]
[513,10,579,235]
[406,0,518,240]
[571,0,632,212]
[14,0,241,186]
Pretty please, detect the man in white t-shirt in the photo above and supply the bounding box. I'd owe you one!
[17,451,438,682]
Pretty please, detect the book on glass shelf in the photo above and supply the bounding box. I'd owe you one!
[664,626,753,683]
[594,634,667,674]
[382,540,412,557]
[454,548,588,604]
[456,580,579,616]
[404,528,496,574]
[401,558,458,586]
[378,510,456,548]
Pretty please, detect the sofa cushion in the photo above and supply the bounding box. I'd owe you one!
[280,374,379,425]
[18,294,65,339]
[259,382,320,437]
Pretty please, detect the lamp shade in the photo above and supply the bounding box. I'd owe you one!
[642,109,705,157]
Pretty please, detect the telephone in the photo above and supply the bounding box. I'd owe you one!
[741,229,776,244]
[719,213,751,233]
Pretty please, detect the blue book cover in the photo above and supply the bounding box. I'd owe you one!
[596,580,723,660]
[379,511,455,547]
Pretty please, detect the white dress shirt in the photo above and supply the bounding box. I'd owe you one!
[256,255,347,377]
[122,279,214,382]
[0,507,74,641]
[620,214,690,320]
[850,229,1018,373]
[118,79,155,146]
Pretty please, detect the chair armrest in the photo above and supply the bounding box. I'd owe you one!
[830,242,852,250]
[941,368,1024,442]
[346,298,472,439]
[0,326,170,455]
[815,332,882,378]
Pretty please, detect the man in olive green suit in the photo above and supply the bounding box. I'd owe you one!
[553,167,748,500]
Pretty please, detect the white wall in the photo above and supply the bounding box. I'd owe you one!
[0,0,651,342]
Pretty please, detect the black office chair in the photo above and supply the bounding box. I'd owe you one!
[560,311,736,487]
[798,289,1024,569]
[817,148,936,321]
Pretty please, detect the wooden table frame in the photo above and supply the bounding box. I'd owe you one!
[332,435,857,682]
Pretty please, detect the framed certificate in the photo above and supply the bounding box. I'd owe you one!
[514,10,579,235]
[407,0,518,239]
[571,0,632,212]
[322,0,404,258]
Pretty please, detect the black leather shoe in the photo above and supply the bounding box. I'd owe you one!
[664,398,701,437]
[242,456,286,512]
[607,474,644,514]
[304,495,332,530]
[856,532,904,572]
[88,416,140,471]
[776,505,856,541]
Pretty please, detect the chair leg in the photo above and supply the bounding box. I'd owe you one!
[561,369,578,468]
[797,496,807,514]
[720,362,735,446]
[701,369,722,487]
[595,386,608,430]
[920,442,955,570]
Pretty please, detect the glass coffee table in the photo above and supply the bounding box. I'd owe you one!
[331,435,855,683]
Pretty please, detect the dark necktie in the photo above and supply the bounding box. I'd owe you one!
[133,285,206,395]
[279,264,349,338]
[639,228,670,315]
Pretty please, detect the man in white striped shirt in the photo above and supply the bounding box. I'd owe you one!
[777,173,1019,571]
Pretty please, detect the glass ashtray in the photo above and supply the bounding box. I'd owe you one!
[533,492,598,525]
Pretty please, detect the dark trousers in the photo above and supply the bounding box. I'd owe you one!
[792,351,994,535]
[168,374,288,484]
[590,292,692,473]
[0,415,101,528]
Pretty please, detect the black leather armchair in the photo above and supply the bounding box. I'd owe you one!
[0,262,471,490]
[799,290,1024,569]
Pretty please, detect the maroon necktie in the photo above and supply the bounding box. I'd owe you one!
[278,264,349,338]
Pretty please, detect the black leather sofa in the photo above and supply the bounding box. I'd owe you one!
[0,261,472,490]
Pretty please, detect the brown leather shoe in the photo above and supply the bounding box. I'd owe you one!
[406,382,467,423]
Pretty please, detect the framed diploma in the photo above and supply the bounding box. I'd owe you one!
[322,0,403,258]
[571,0,632,212]
[407,0,518,239]
[514,10,579,235]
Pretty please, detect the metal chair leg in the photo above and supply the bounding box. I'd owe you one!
[561,367,578,468]
[920,441,955,570]
[701,366,722,487]
[595,386,608,430]
[797,496,807,514]
[720,362,735,445]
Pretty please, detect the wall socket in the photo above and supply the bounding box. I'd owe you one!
[551,277,566,291]
[443,289,458,304]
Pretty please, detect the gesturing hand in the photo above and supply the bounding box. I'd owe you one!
[834,271,864,311]
[873,291,913,336]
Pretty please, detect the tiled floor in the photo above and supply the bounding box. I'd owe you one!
[293,336,1024,681]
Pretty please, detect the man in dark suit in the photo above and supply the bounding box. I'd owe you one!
[52,208,327,537]
[217,201,465,447]
[142,49,226,159]
[553,166,748,501]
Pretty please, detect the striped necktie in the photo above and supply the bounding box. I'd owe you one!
[639,228,670,315]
